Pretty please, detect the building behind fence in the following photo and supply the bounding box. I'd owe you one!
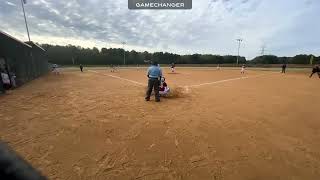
[0,31,49,93]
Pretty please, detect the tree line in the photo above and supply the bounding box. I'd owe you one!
[41,44,319,65]
[251,55,320,64]
[41,44,246,65]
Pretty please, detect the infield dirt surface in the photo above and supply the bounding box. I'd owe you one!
[1,67,320,180]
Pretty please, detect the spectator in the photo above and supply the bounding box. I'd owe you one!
[1,69,11,90]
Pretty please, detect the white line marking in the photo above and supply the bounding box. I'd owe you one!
[88,70,146,86]
[187,77,248,88]
[186,73,276,88]
[89,70,277,89]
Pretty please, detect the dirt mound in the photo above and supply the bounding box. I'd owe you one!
[165,86,190,98]
[141,86,190,99]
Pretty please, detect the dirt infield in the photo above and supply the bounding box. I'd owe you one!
[1,67,320,180]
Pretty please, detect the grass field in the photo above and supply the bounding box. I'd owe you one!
[0,67,320,180]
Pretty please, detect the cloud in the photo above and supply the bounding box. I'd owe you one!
[0,0,319,59]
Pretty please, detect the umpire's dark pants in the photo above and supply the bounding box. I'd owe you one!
[146,78,160,101]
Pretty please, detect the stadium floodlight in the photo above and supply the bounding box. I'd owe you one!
[20,0,31,42]
[236,38,243,65]
[122,42,126,65]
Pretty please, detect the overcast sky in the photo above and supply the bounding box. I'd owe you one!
[0,0,319,59]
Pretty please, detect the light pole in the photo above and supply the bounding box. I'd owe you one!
[261,45,266,56]
[20,0,31,42]
[236,38,243,65]
[122,42,126,65]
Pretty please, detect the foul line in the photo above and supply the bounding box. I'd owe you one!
[89,70,277,89]
[186,73,276,88]
[88,70,146,86]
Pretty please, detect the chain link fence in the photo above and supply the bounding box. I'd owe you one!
[0,31,49,91]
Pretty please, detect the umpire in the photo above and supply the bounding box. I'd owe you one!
[145,61,162,102]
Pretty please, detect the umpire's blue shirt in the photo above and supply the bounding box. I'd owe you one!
[147,65,162,79]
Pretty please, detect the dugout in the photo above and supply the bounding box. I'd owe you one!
[0,31,49,89]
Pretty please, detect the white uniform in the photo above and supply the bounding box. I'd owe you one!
[52,64,60,74]
[159,87,170,95]
[10,75,16,87]
[171,65,175,73]
[1,72,10,84]
[159,77,170,96]
[241,66,245,74]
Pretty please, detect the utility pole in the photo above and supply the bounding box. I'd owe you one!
[261,45,266,56]
[122,42,126,65]
[20,0,31,42]
[236,38,243,65]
